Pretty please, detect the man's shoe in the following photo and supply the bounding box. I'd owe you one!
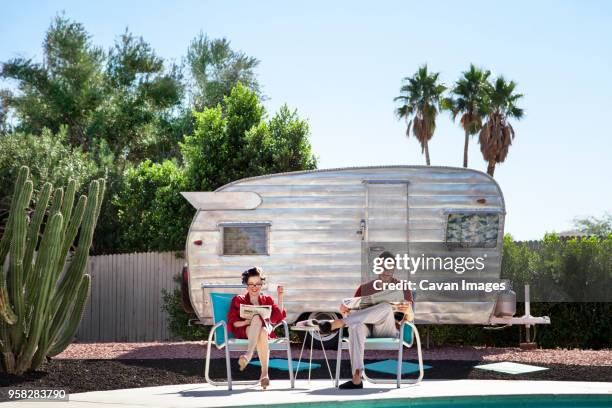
[338,380,363,389]
[312,319,333,334]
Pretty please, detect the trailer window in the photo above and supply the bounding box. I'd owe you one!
[222,225,268,255]
[446,213,499,248]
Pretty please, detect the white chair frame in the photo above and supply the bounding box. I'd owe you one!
[203,297,294,390]
[334,320,424,388]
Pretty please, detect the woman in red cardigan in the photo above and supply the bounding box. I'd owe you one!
[227,267,285,389]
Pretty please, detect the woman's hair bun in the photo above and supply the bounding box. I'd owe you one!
[242,266,265,285]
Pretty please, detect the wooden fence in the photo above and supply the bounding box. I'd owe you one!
[75,251,185,342]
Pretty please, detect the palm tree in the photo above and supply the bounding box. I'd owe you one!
[479,76,524,176]
[443,64,491,168]
[395,65,446,165]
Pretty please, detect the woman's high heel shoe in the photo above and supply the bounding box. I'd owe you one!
[260,376,270,390]
[238,355,249,371]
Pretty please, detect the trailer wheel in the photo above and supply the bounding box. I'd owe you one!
[297,312,340,350]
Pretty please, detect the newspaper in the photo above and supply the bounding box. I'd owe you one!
[239,304,272,320]
[342,289,407,310]
[294,319,317,328]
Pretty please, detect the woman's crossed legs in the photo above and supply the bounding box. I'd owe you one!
[240,315,271,387]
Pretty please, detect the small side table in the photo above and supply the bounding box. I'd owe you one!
[290,325,334,385]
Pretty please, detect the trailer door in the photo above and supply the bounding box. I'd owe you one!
[362,181,409,282]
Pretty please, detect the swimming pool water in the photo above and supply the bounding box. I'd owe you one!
[267,394,612,408]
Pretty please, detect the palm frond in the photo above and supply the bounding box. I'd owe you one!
[395,64,448,161]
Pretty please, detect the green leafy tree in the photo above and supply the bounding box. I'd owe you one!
[394,65,446,166]
[187,33,261,111]
[92,30,183,162]
[0,128,99,235]
[244,105,318,174]
[572,212,612,236]
[500,234,539,289]
[0,15,183,160]
[112,159,190,252]
[478,77,524,176]
[443,64,491,168]
[149,34,262,164]
[0,127,98,197]
[0,96,10,136]
[181,83,317,192]
[1,16,105,148]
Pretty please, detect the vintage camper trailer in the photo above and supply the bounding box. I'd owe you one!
[181,166,549,346]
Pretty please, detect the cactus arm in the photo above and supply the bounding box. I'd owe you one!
[7,181,33,348]
[53,181,98,297]
[60,180,76,238]
[0,287,16,326]
[52,195,86,285]
[8,214,29,346]
[48,181,99,341]
[30,318,50,369]
[89,178,105,254]
[1,319,15,373]
[0,166,28,263]
[0,320,10,350]
[0,280,16,326]
[49,188,63,218]
[14,213,63,374]
[0,167,29,325]
[8,181,33,305]
[93,179,106,225]
[21,184,52,333]
[23,183,53,288]
[47,274,90,357]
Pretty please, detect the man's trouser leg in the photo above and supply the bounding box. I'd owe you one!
[348,323,369,372]
[345,303,397,372]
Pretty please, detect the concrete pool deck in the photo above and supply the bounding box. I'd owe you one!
[4,379,612,408]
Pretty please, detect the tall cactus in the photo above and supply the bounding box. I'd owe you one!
[0,166,105,374]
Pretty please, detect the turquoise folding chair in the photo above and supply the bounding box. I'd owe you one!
[204,292,295,390]
[334,294,424,388]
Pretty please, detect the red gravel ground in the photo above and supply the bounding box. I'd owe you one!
[55,342,612,366]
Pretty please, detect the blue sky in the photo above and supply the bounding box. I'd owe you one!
[2,0,611,239]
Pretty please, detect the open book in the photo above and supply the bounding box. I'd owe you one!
[342,289,407,310]
[239,304,272,320]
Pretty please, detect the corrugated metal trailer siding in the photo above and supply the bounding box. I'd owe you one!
[186,166,505,325]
